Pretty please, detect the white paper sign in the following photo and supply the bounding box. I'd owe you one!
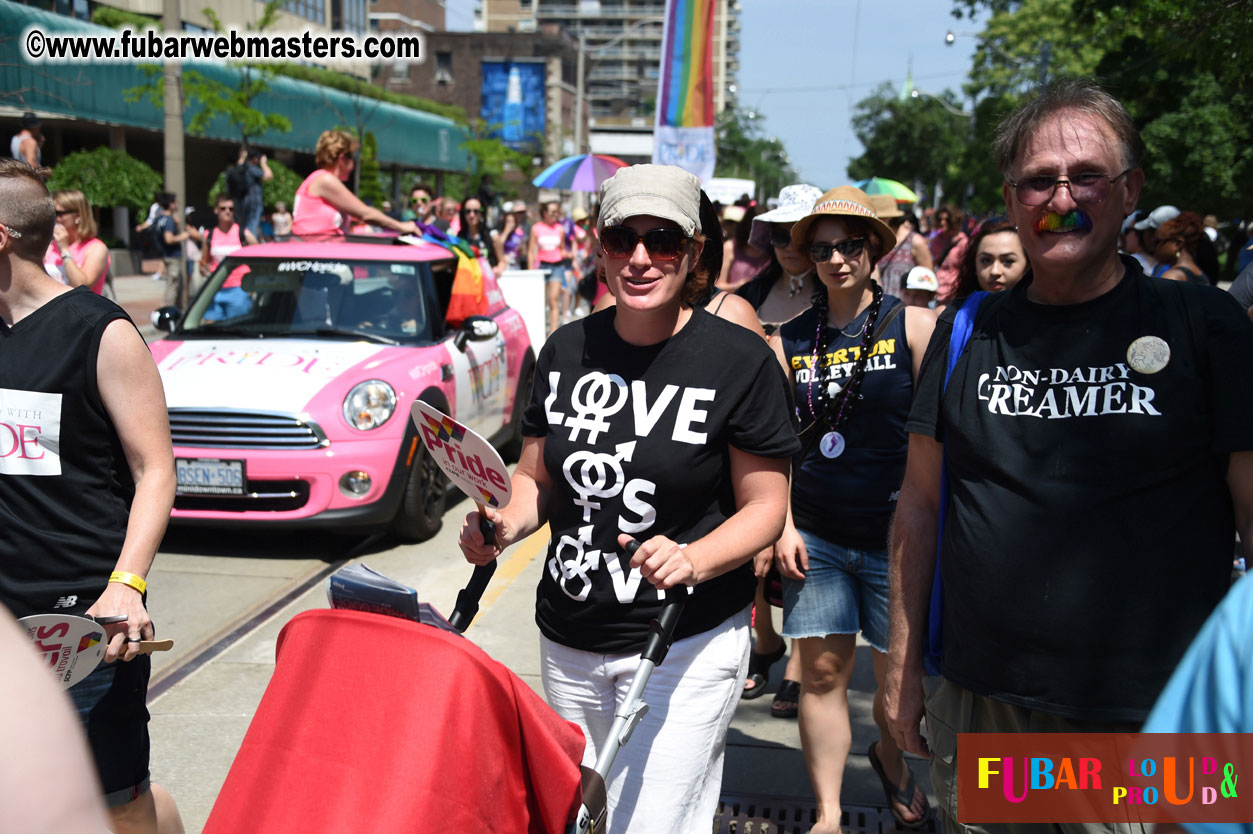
[0,387,62,476]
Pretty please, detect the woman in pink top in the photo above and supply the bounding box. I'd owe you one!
[716,204,771,291]
[292,130,419,239]
[46,189,109,294]
[527,200,572,335]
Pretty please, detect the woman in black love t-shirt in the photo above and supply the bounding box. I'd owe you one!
[772,187,937,834]
[459,164,797,834]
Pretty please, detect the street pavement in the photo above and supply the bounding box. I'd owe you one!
[115,272,936,834]
[114,271,167,341]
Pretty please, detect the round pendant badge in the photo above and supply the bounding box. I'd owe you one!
[820,431,846,459]
[1127,336,1170,374]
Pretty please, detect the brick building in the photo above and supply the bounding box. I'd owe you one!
[374,24,580,167]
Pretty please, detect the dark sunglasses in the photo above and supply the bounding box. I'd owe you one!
[768,224,793,248]
[464,207,482,215]
[54,208,78,217]
[807,237,869,263]
[217,205,235,212]
[600,226,689,260]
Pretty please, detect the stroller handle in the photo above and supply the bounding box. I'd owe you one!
[449,514,499,632]
[623,541,687,667]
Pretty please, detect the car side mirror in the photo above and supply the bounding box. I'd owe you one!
[151,306,182,333]
[453,315,499,352]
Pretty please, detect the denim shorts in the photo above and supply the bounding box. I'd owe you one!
[68,654,152,807]
[780,528,890,651]
[543,261,570,284]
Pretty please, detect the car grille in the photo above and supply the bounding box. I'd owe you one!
[168,409,329,450]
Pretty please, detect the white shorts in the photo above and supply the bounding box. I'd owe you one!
[540,604,751,834]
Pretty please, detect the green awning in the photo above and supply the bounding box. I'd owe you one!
[0,0,469,171]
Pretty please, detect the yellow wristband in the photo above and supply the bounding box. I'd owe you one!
[109,571,147,595]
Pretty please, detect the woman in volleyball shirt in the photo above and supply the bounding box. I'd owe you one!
[772,186,936,834]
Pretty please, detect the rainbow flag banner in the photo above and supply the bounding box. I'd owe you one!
[652,0,718,181]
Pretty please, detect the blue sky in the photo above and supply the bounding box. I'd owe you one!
[445,0,987,190]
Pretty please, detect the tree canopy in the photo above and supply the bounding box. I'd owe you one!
[714,107,797,203]
[47,147,163,214]
[847,83,971,209]
[848,0,1253,218]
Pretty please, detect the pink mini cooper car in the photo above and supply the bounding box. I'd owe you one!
[149,239,533,541]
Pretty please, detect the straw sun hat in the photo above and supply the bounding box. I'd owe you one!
[790,186,897,260]
[867,193,905,220]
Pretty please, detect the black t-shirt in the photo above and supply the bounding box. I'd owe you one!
[522,307,799,652]
[155,213,180,258]
[243,162,265,207]
[907,258,1253,721]
[0,289,135,619]
[780,296,914,548]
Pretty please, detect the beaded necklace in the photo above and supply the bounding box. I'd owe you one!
[802,281,884,430]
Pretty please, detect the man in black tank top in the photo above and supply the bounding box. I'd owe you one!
[0,159,184,833]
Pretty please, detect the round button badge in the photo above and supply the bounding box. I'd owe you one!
[1127,336,1170,375]
[820,431,846,459]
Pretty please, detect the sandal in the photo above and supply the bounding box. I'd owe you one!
[741,640,786,700]
[769,679,800,718]
[868,741,931,831]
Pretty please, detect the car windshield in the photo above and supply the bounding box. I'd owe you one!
[178,256,442,342]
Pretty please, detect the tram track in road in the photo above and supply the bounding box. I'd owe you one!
[143,523,551,703]
[145,531,388,703]
[147,558,348,702]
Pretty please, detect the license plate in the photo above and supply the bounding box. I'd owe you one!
[176,457,246,496]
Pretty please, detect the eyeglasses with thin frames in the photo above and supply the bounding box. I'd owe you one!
[1007,168,1132,207]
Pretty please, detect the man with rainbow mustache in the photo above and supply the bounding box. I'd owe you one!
[884,78,1253,834]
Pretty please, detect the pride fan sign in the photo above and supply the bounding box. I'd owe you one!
[652,0,717,181]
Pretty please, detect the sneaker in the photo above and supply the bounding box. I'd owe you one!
[151,272,162,281]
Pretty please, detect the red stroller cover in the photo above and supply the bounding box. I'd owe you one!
[203,609,585,833]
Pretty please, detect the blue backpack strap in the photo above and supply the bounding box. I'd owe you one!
[924,291,987,676]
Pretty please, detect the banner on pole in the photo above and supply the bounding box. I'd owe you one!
[652,0,717,181]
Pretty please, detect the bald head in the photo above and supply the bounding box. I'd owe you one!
[0,159,54,262]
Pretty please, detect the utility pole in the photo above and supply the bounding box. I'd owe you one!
[162,0,187,304]
[1037,41,1052,87]
[574,31,586,157]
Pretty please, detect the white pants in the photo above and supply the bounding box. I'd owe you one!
[540,605,751,834]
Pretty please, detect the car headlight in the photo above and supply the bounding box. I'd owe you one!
[343,380,397,430]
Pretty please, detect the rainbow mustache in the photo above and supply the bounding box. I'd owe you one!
[1035,210,1093,234]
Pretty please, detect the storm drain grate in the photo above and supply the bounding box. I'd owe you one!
[713,794,939,834]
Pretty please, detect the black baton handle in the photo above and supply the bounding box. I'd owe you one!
[448,514,499,633]
[624,540,688,666]
[479,515,497,549]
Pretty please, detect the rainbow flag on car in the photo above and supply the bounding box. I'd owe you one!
[652,0,718,181]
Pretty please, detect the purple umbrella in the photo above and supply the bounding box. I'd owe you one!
[531,153,630,192]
